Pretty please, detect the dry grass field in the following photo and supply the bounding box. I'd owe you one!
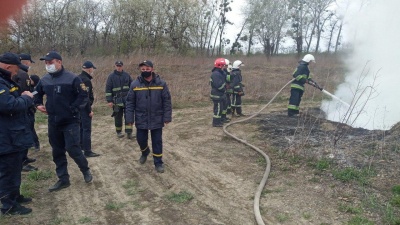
[1,54,399,225]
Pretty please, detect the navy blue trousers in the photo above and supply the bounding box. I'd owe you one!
[136,128,163,166]
[48,122,89,182]
[0,151,23,213]
[80,109,92,152]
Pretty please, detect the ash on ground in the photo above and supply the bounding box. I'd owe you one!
[256,108,400,173]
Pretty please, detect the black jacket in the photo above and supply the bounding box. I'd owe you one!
[0,68,33,155]
[34,67,88,125]
[78,71,94,112]
[291,61,310,91]
[231,69,244,94]
[105,70,132,106]
[12,69,31,93]
[125,74,172,130]
[209,68,226,100]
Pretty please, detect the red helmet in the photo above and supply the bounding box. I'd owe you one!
[214,58,226,68]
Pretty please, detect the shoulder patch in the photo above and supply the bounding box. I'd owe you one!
[0,89,5,94]
[80,83,87,91]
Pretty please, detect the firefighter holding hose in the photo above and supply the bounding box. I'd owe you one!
[288,54,321,117]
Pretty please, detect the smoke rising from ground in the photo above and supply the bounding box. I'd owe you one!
[321,0,400,130]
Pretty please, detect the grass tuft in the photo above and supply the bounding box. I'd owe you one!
[166,191,194,203]
[347,216,374,225]
[27,170,53,181]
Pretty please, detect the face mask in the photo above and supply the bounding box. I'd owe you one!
[141,71,152,78]
[45,64,57,73]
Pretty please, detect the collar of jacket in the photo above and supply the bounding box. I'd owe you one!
[114,70,124,75]
[80,71,93,80]
[299,60,309,65]
[138,74,159,84]
[0,68,12,80]
[211,67,223,72]
[49,66,65,77]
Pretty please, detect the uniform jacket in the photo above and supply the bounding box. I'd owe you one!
[0,68,34,155]
[209,68,226,100]
[105,70,132,106]
[34,67,87,125]
[78,71,94,112]
[225,69,233,94]
[12,69,31,93]
[231,69,244,94]
[291,61,310,91]
[125,74,172,130]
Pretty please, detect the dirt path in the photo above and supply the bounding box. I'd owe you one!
[4,105,356,225]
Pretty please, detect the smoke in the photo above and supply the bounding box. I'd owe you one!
[321,0,400,130]
[0,0,28,28]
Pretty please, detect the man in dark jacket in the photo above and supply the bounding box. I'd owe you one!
[35,51,93,192]
[0,52,34,215]
[288,54,317,117]
[78,61,100,157]
[210,58,227,127]
[12,53,38,172]
[125,60,172,173]
[105,61,133,138]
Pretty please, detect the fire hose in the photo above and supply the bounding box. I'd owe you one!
[222,78,350,224]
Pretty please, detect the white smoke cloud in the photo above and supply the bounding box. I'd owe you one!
[321,0,400,130]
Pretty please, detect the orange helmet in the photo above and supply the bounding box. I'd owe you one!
[214,58,226,68]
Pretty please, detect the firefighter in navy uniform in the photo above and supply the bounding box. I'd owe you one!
[0,52,34,215]
[78,61,100,157]
[210,58,227,127]
[125,60,172,173]
[223,59,232,118]
[35,51,93,192]
[288,54,318,117]
[105,61,133,138]
[231,60,246,117]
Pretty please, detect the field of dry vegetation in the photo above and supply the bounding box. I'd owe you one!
[1,54,399,225]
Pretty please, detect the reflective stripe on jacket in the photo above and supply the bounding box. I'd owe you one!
[290,61,310,91]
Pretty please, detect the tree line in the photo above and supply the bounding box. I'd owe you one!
[0,0,349,57]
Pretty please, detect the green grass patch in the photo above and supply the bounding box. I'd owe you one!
[78,217,92,224]
[35,112,48,124]
[122,179,139,196]
[20,181,36,197]
[308,158,332,171]
[276,213,290,223]
[256,156,266,166]
[27,170,53,181]
[302,212,311,220]
[390,196,400,207]
[384,204,400,225]
[347,216,374,225]
[105,201,126,211]
[332,167,375,185]
[338,203,363,214]
[392,186,400,195]
[166,191,194,203]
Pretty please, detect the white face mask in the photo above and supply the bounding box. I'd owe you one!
[45,64,58,73]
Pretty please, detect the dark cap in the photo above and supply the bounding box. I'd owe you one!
[19,53,35,63]
[138,60,153,68]
[115,61,123,66]
[82,61,96,69]
[39,51,62,61]
[0,52,29,72]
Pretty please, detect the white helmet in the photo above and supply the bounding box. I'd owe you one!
[224,59,230,66]
[302,54,315,63]
[227,64,232,73]
[232,60,244,69]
